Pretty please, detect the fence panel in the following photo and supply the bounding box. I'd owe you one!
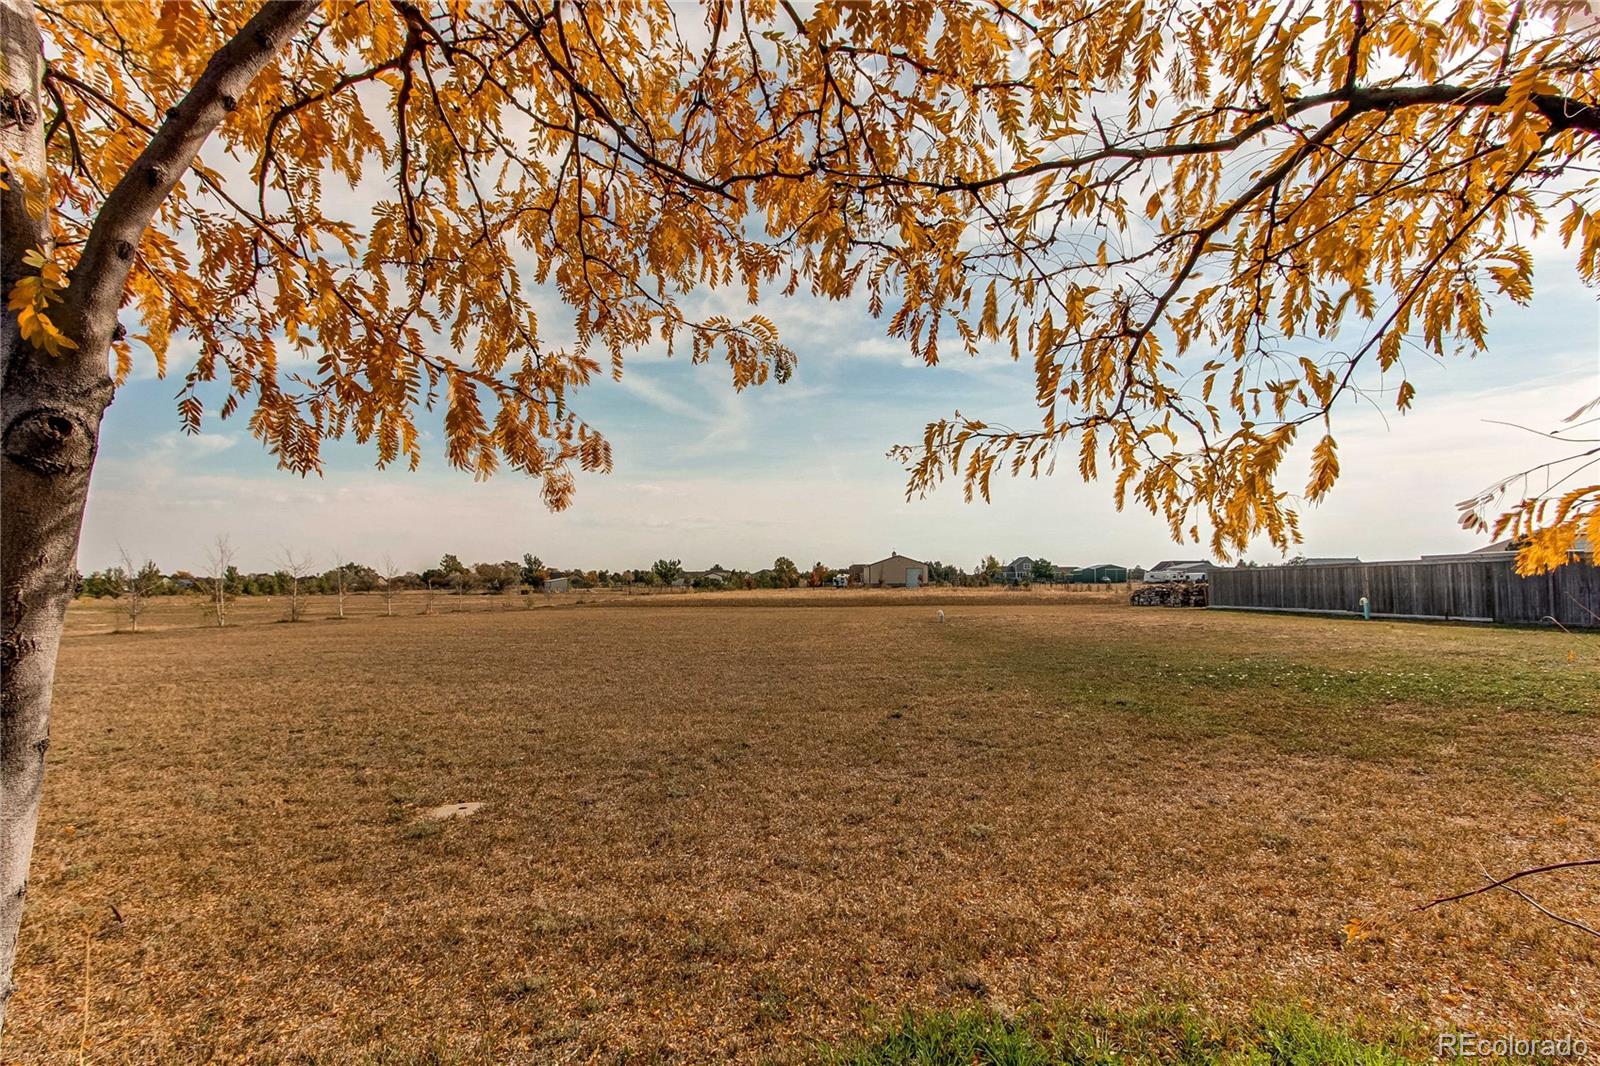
[1210,558,1597,627]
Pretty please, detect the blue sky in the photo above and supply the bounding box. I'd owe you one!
[79,243,1598,575]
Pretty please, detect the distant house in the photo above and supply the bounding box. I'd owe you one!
[1423,537,1593,563]
[544,576,571,593]
[858,552,928,588]
[1072,563,1130,583]
[831,572,849,588]
[1145,560,1214,582]
[1001,556,1034,584]
[1476,536,1592,556]
[681,569,730,587]
[1052,565,1076,582]
[1285,556,1362,566]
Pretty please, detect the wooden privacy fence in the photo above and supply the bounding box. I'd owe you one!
[1210,557,1599,627]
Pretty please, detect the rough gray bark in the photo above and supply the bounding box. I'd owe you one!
[0,0,317,1030]
[0,0,66,1032]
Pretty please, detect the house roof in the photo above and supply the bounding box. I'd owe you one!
[1080,563,1128,571]
[1470,536,1592,554]
[865,553,927,567]
[1421,536,1593,562]
[1148,559,1212,570]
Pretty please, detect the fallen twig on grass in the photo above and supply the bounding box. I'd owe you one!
[1421,858,1600,938]
[1489,876,1600,938]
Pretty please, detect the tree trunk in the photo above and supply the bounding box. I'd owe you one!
[0,0,113,1027]
[0,0,318,1029]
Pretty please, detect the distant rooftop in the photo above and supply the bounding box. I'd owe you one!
[1423,537,1592,561]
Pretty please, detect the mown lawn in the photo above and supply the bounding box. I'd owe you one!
[824,1004,1430,1064]
[8,595,1597,1062]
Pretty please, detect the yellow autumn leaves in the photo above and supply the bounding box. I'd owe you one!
[6,249,76,358]
[11,0,1599,567]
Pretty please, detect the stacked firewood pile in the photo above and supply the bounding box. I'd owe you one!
[1130,581,1209,608]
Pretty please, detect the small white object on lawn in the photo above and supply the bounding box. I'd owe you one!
[937,609,945,623]
[423,802,484,821]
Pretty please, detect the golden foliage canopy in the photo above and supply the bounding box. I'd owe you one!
[12,0,1600,567]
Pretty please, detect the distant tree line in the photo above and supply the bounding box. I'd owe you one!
[74,551,822,601]
[75,549,1142,612]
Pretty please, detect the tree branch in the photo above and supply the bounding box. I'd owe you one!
[60,0,319,359]
[1421,858,1600,911]
[876,82,1600,198]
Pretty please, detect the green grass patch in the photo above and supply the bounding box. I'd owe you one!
[1178,656,1597,717]
[819,1004,1438,1065]
[928,617,1595,768]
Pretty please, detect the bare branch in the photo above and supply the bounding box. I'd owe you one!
[1421,858,1600,911]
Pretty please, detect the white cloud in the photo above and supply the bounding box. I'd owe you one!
[155,431,239,455]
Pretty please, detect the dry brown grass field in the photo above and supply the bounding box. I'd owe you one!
[7,592,1598,1062]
